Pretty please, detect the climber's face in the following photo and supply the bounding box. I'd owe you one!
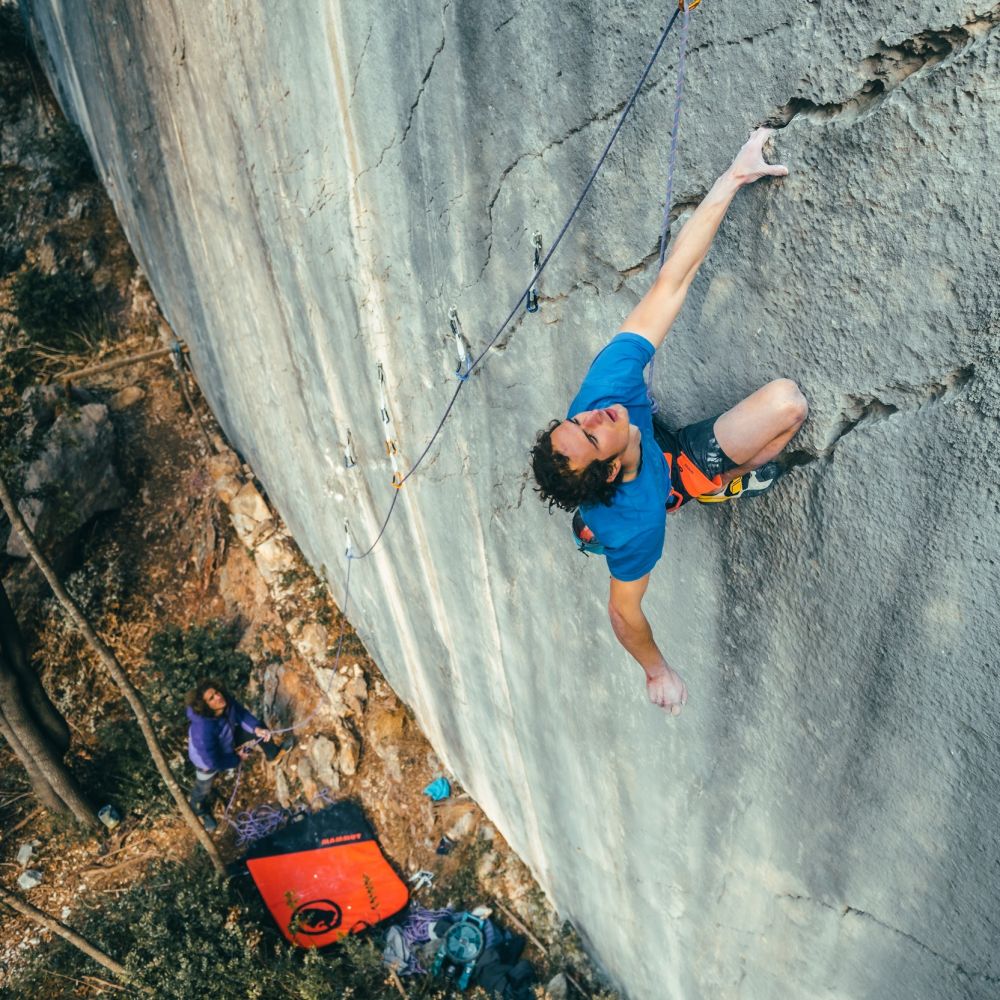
[203,687,227,716]
[550,404,631,476]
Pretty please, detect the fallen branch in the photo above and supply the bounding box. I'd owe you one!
[0,883,151,994]
[56,344,182,384]
[83,852,156,877]
[82,974,136,993]
[491,899,589,998]
[0,806,43,842]
[491,898,548,953]
[170,351,216,453]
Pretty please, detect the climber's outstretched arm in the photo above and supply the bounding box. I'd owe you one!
[608,573,688,715]
[618,127,788,351]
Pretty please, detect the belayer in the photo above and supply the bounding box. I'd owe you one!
[530,128,808,716]
[185,678,285,832]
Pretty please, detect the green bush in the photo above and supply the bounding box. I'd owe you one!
[0,6,26,62]
[145,620,254,721]
[0,859,462,999]
[43,117,97,189]
[10,266,99,349]
[84,717,167,817]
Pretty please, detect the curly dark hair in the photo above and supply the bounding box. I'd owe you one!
[184,678,229,718]
[530,420,623,512]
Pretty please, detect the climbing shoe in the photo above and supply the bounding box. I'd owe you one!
[199,811,218,834]
[696,462,783,504]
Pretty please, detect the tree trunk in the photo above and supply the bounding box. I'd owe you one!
[0,582,70,753]
[0,652,97,827]
[0,473,226,874]
[0,884,152,994]
[0,707,66,815]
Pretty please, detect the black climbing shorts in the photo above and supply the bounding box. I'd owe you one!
[653,414,739,511]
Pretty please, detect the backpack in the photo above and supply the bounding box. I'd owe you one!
[571,509,604,556]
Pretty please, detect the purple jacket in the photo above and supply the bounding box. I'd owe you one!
[186,698,261,772]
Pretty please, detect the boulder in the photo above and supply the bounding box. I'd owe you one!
[6,400,124,558]
[293,622,329,664]
[335,722,359,776]
[252,532,297,586]
[207,450,244,503]
[543,974,569,1000]
[306,734,340,791]
[228,481,274,548]
[295,756,317,802]
[108,385,144,411]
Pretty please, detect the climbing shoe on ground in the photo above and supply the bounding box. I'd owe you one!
[696,462,783,504]
[199,811,218,833]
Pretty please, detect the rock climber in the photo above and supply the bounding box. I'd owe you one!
[530,128,808,716]
[185,677,284,832]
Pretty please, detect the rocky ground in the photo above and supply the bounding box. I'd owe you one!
[0,8,611,998]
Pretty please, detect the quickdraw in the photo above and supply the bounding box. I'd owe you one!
[343,428,357,469]
[526,231,543,313]
[449,307,474,381]
[376,362,404,488]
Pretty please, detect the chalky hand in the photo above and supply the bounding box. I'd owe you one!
[645,663,689,716]
[729,127,788,185]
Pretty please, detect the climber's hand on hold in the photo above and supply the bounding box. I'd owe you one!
[728,127,788,186]
[645,661,688,717]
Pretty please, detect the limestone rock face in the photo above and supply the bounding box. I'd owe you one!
[25,3,1000,998]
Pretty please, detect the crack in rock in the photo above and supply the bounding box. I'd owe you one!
[399,2,450,147]
[788,365,974,468]
[827,395,899,450]
[781,894,1000,985]
[768,7,1000,127]
[493,2,526,34]
[349,23,374,101]
[481,67,686,274]
[357,1,450,181]
[600,194,707,288]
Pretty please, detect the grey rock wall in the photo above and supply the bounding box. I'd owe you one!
[23,2,1000,997]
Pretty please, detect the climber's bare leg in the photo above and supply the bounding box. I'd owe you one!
[714,378,808,481]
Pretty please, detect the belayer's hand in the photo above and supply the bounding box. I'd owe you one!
[645,662,689,716]
[728,127,788,186]
[236,744,253,760]
[254,726,271,741]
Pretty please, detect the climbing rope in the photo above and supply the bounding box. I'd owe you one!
[231,787,339,845]
[347,2,691,563]
[647,0,693,406]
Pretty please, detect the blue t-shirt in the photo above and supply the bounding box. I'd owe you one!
[568,333,671,582]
